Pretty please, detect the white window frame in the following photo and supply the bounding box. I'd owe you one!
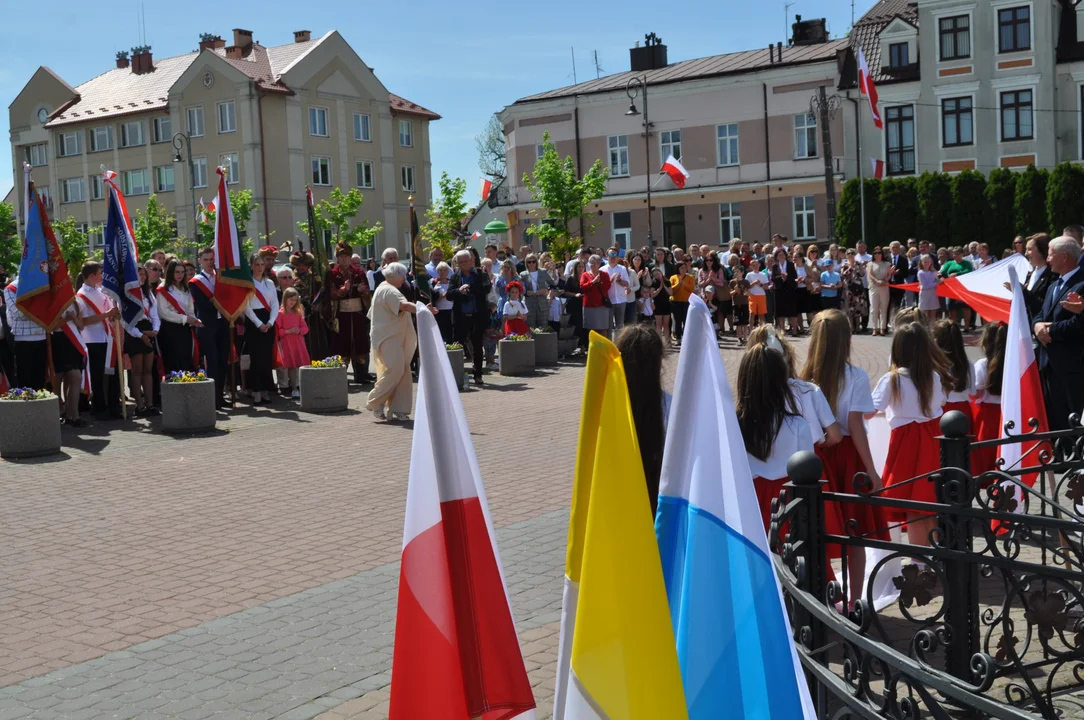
[401,164,416,192]
[720,203,742,243]
[186,106,205,138]
[794,114,817,159]
[217,101,236,134]
[611,211,632,250]
[192,157,208,188]
[309,106,329,137]
[123,168,150,196]
[793,195,816,240]
[991,74,1040,145]
[1000,88,1035,143]
[938,12,972,61]
[716,124,739,166]
[120,120,144,148]
[312,156,331,186]
[61,177,85,204]
[356,160,374,189]
[27,143,48,167]
[660,129,682,163]
[993,1,1033,55]
[608,135,629,177]
[58,131,81,157]
[90,174,104,200]
[89,126,113,153]
[353,113,371,142]
[153,116,171,144]
[399,119,413,147]
[155,165,175,193]
[220,152,239,184]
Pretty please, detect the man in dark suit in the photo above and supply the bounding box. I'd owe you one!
[886,240,910,321]
[1033,236,1084,430]
[190,247,230,409]
[446,249,491,386]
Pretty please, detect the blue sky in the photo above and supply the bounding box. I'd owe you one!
[1,0,877,202]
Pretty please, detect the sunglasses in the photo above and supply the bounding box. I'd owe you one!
[527,260,537,264]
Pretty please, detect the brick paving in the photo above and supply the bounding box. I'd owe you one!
[0,332,896,717]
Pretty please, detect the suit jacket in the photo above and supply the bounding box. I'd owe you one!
[888,253,910,287]
[518,269,555,296]
[1034,271,1084,374]
[771,261,797,291]
[446,269,492,318]
[1022,267,1056,321]
[189,273,226,334]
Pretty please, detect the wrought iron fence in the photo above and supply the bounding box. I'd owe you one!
[773,410,1084,719]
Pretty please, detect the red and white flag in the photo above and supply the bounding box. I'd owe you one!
[871,158,885,180]
[480,177,493,201]
[661,154,689,189]
[471,230,483,240]
[390,304,536,720]
[857,46,882,130]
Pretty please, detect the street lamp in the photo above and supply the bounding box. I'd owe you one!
[625,76,654,246]
[172,132,199,255]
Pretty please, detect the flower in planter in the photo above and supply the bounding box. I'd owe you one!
[1,387,57,401]
[444,342,464,351]
[310,355,345,368]
[503,334,533,342]
[164,370,208,384]
[530,327,554,334]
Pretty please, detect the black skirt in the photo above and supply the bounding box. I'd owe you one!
[158,320,194,373]
[243,309,275,392]
[51,330,85,373]
[124,320,155,355]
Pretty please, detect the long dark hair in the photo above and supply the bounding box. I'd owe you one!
[932,320,970,394]
[982,322,1008,396]
[737,345,801,461]
[164,259,186,292]
[889,323,952,416]
[617,324,665,516]
[800,310,851,414]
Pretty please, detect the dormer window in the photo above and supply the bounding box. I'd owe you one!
[888,42,909,68]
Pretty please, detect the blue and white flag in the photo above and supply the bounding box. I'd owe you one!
[101,171,145,328]
[655,294,815,719]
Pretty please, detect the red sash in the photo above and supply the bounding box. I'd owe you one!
[252,289,283,369]
[156,286,201,370]
[190,275,213,299]
[60,319,93,396]
[77,291,118,375]
[0,368,9,394]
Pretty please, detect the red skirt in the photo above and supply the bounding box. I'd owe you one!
[942,400,974,430]
[972,402,1002,476]
[882,419,942,520]
[754,476,788,535]
[503,318,529,337]
[817,436,890,541]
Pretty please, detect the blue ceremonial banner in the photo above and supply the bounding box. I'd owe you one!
[16,164,75,330]
[101,176,145,327]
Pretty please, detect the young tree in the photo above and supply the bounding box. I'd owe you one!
[950,170,987,246]
[984,168,1018,253]
[915,172,953,247]
[52,215,97,282]
[836,178,882,245]
[0,202,18,276]
[522,131,608,256]
[132,194,177,258]
[198,188,262,257]
[877,177,918,245]
[1047,162,1084,235]
[476,113,506,181]
[1014,164,1049,236]
[418,172,468,258]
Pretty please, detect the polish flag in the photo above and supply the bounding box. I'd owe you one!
[871,158,885,180]
[480,177,493,201]
[857,46,882,130]
[661,154,689,189]
[471,230,483,240]
[390,304,536,720]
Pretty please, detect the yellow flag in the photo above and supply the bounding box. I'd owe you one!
[553,331,687,719]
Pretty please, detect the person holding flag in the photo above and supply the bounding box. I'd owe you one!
[191,246,230,408]
[76,261,123,420]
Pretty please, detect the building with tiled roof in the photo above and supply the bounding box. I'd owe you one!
[9,29,440,254]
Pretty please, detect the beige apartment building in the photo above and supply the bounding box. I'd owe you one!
[8,29,439,256]
[497,22,848,250]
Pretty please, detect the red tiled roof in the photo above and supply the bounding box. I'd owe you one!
[850,0,920,85]
[390,93,441,120]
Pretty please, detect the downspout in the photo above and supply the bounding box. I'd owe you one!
[257,88,271,243]
[763,81,772,238]
[575,100,585,240]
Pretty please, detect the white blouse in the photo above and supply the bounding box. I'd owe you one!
[790,378,836,445]
[973,358,1002,405]
[872,369,946,429]
[245,278,280,327]
[157,285,195,325]
[946,364,975,404]
[747,414,814,480]
[831,364,876,435]
[504,299,527,318]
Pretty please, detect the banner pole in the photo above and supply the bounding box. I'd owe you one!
[230,321,237,409]
[114,316,127,419]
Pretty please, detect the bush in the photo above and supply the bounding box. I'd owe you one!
[835,177,881,246]
[915,172,952,248]
[984,168,1017,254]
[1014,164,1049,236]
[1046,162,1084,235]
[951,170,987,247]
[878,177,917,245]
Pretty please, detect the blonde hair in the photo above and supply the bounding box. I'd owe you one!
[281,286,304,315]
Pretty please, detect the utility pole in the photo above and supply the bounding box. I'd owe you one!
[810,87,841,240]
[571,47,577,84]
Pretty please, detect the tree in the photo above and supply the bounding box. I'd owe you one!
[950,170,987,246]
[835,177,881,246]
[132,195,177,258]
[199,188,262,258]
[984,168,1018,253]
[522,132,608,258]
[877,177,918,245]
[1014,164,1049,236]
[0,202,18,276]
[1047,162,1084,235]
[296,187,382,259]
[418,172,468,259]
[476,113,506,181]
[52,215,97,282]
[915,172,952,248]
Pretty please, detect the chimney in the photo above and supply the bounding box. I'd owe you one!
[199,33,225,52]
[232,28,253,50]
[791,15,829,46]
[294,30,311,43]
[629,31,668,72]
[130,45,153,74]
[115,50,129,69]
[225,46,244,60]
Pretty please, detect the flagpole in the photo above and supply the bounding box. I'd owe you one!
[856,95,866,246]
[230,322,237,409]
[114,316,127,419]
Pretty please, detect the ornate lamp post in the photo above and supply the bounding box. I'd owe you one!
[624,76,654,246]
[809,88,842,241]
[172,132,199,254]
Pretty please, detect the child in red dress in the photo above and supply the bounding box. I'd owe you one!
[972,322,1007,476]
[277,287,310,399]
[502,282,530,337]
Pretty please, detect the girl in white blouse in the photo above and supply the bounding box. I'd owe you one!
[125,266,162,416]
[156,259,202,373]
[244,254,280,405]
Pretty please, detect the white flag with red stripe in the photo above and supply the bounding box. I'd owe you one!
[661,154,689,189]
[480,177,493,201]
[857,46,883,130]
[390,304,536,720]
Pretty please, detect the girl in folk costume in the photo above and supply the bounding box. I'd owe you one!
[244,254,280,405]
[502,282,529,337]
[972,322,1007,476]
[328,242,371,385]
[932,319,974,420]
[124,266,161,416]
[156,259,202,373]
[277,287,309,399]
[799,310,889,603]
[872,321,953,546]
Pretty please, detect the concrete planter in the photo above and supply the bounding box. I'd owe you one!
[300,365,349,413]
[162,380,217,433]
[446,348,465,389]
[499,339,535,376]
[532,331,558,365]
[0,397,62,458]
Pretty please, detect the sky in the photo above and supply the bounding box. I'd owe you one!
[0,0,878,203]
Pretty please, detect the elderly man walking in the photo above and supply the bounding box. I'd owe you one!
[447,249,491,386]
[367,262,423,421]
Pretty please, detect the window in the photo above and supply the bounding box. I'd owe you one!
[939,14,971,60]
[89,126,113,152]
[536,144,546,160]
[60,178,85,204]
[1001,89,1034,141]
[885,105,915,174]
[608,135,629,176]
[220,153,239,184]
[217,101,236,133]
[120,121,144,148]
[716,124,739,166]
[57,131,81,157]
[999,7,1030,52]
[186,106,204,137]
[123,169,150,196]
[353,113,371,142]
[889,42,910,68]
[660,129,681,162]
[309,107,329,137]
[192,157,208,188]
[399,119,413,147]
[612,211,632,249]
[794,113,817,158]
[720,203,742,243]
[794,196,816,239]
[155,166,175,193]
[356,160,374,188]
[401,164,416,192]
[312,156,331,186]
[27,143,48,167]
[942,97,974,146]
[90,174,103,200]
[153,117,171,143]
[88,225,104,247]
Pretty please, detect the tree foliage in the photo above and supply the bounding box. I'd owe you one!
[418,172,468,258]
[0,202,18,275]
[52,215,97,282]
[1014,164,1049,236]
[835,177,881,246]
[877,177,917,245]
[950,170,987,246]
[198,188,265,260]
[133,195,177,258]
[522,131,608,252]
[296,187,382,270]
[476,113,506,181]
[1047,162,1084,235]
[984,168,1018,253]
[915,172,953,248]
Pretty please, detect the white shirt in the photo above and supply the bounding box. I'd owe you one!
[126,294,160,338]
[4,283,47,341]
[601,263,629,305]
[790,378,835,445]
[747,414,814,480]
[503,299,527,318]
[626,268,641,302]
[433,281,454,310]
[528,269,542,292]
[245,278,280,327]
[946,364,974,404]
[830,364,876,436]
[1027,265,1047,291]
[872,369,946,428]
[425,262,439,279]
[76,284,115,345]
[157,285,196,326]
[746,270,769,296]
[854,253,872,288]
[973,358,1002,405]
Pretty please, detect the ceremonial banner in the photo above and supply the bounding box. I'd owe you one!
[101,171,146,329]
[891,254,1031,324]
[210,167,253,323]
[16,164,74,330]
